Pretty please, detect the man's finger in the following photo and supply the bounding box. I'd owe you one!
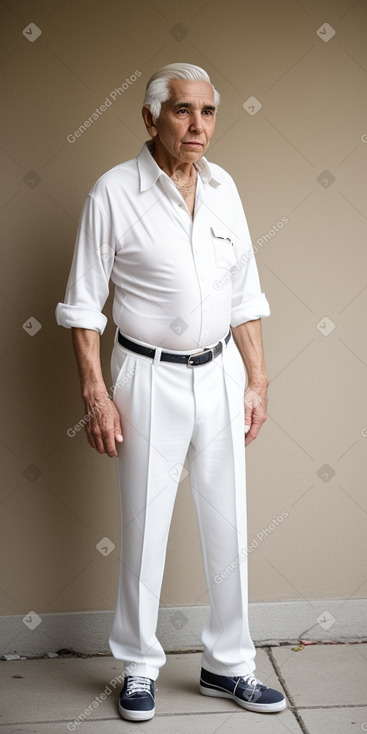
[94,434,108,454]
[244,403,252,429]
[114,416,123,445]
[104,440,118,458]
[245,425,260,446]
[87,434,97,450]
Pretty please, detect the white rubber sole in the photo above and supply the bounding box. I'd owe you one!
[118,702,155,721]
[199,684,287,713]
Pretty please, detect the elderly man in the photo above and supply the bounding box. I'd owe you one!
[56,62,286,721]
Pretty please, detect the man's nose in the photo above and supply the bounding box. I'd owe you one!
[189,113,204,133]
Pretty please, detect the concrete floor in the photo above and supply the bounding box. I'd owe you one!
[1,643,367,733]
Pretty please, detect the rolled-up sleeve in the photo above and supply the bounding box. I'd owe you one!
[56,194,117,334]
[229,183,270,326]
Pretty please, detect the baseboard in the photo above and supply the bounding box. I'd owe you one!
[1,599,366,658]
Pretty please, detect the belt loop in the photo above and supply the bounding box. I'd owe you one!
[153,346,162,365]
[219,334,227,355]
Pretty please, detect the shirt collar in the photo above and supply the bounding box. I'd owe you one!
[138,141,222,192]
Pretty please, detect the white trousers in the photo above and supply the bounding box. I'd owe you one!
[108,330,256,680]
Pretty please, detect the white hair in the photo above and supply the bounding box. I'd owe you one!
[143,62,220,122]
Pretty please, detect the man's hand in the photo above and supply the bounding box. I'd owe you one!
[244,384,268,446]
[71,327,123,458]
[84,394,123,458]
[232,319,269,447]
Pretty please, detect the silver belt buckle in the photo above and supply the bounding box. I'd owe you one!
[187,348,212,367]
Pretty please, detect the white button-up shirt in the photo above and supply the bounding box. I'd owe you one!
[56,142,270,351]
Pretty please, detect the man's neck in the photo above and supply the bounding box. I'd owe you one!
[149,139,196,180]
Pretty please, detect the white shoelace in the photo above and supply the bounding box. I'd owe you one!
[126,676,152,696]
[240,674,262,688]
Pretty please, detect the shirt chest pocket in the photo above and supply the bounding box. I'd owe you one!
[211,227,236,269]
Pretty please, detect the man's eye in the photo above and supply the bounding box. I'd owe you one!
[203,109,213,115]
[177,109,188,114]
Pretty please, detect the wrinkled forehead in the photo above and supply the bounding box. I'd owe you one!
[165,79,215,108]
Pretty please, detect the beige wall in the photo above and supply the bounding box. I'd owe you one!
[1,0,366,622]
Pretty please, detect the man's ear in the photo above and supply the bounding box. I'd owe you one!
[142,106,158,138]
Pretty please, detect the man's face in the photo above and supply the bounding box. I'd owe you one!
[151,79,216,164]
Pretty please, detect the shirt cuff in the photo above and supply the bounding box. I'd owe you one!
[55,303,107,334]
[230,293,270,327]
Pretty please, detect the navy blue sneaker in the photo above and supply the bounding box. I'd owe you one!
[118,675,155,721]
[200,668,286,713]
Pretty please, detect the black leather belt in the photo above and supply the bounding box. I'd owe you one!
[118,330,231,366]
